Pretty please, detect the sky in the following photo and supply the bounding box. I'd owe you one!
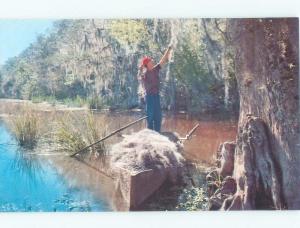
[0,19,55,65]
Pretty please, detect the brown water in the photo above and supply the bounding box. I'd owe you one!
[163,116,237,164]
[93,112,238,164]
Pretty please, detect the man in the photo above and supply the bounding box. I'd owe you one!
[138,45,173,132]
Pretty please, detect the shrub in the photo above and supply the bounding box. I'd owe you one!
[175,187,209,211]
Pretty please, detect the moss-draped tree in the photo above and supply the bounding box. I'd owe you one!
[223,18,300,210]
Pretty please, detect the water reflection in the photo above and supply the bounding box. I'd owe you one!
[50,155,123,210]
[10,149,45,188]
[0,121,111,212]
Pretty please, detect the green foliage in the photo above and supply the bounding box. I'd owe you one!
[109,20,148,49]
[108,19,164,58]
[176,187,209,211]
[174,42,210,87]
[172,21,224,113]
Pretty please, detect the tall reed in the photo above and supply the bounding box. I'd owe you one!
[54,111,107,157]
[10,106,40,149]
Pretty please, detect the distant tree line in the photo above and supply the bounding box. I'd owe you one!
[0,19,239,115]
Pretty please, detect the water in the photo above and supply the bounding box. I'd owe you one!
[0,99,238,211]
[0,121,111,212]
[0,99,237,164]
[162,116,237,163]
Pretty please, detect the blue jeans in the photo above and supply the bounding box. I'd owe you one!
[146,94,162,132]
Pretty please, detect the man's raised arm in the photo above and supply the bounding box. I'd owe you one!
[159,45,173,66]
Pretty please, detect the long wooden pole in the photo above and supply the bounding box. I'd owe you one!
[179,123,199,141]
[70,116,147,157]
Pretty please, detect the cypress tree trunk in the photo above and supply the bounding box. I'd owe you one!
[223,18,300,210]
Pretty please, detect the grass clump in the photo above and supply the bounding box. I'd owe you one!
[10,106,40,149]
[87,96,103,110]
[54,111,107,157]
[55,118,87,154]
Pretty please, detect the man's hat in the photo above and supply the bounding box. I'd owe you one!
[141,56,151,66]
